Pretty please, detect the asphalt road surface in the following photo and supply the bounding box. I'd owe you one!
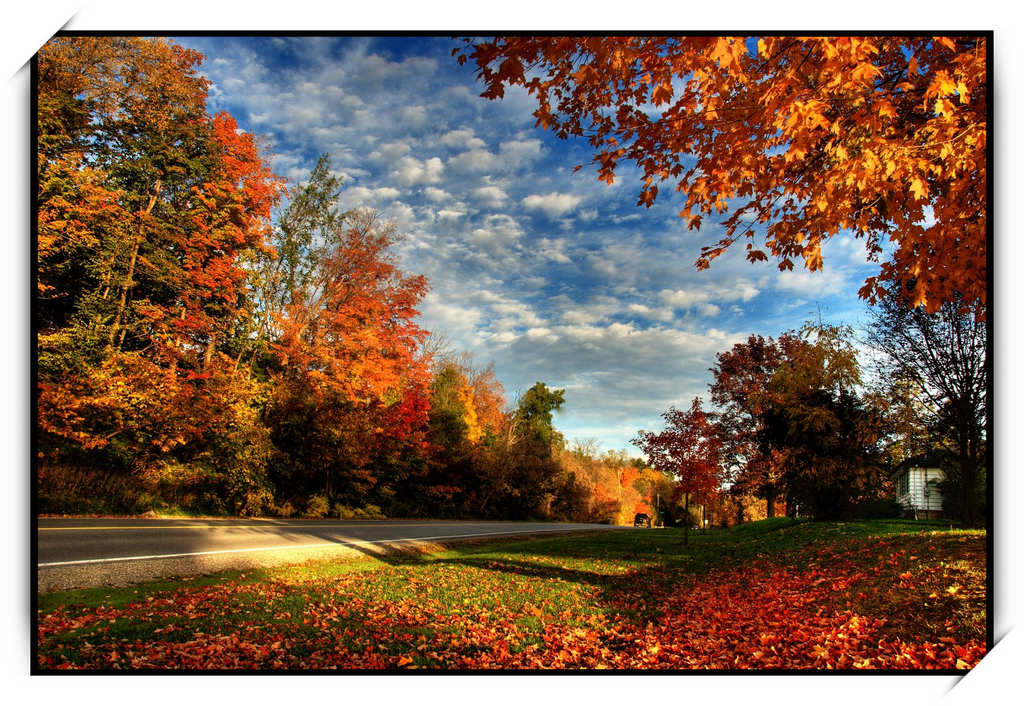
[37,518,624,591]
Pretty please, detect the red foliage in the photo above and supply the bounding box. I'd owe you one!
[633,398,724,500]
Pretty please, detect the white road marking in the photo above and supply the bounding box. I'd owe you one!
[37,527,617,567]
[39,522,451,531]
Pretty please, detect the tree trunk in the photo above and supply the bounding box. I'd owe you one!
[107,232,141,348]
[765,484,776,518]
[682,492,691,546]
[203,331,217,371]
[108,181,160,349]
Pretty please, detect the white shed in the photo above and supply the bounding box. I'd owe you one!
[892,455,945,519]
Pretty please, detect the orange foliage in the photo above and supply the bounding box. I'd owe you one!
[619,466,638,490]
[459,36,987,313]
[273,210,428,405]
[467,364,506,437]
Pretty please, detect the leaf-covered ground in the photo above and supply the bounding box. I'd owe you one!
[36,518,986,671]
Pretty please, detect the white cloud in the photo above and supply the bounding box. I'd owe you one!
[525,327,558,343]
[392,156,444,186]
[535,238,572,264]
[441,128,487,150]
[523,192,584,217]
[659,279,760,312]
[400,105,428,127]
[350,53,438,86]
[369,140,412,165]
[339,185,401,208]
[473,186,509,207]
[588,255,618,279]
[437,208,465,221]
[381,202,416,231]
[774,269,846,297]
[660,288,712,309]
[467,289,547,333]
[627,303,675,322]
[423,187,452,202]
[468,214,523,250]
[447,148,499,173]
[499,138,543,164]
[725,280,762,302]
[486,331,519,344]
[419,294,482,335]
[370,186,400,200]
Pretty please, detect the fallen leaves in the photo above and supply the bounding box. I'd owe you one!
[37,526,986,671]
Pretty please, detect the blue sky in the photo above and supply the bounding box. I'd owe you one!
[178,35,885,454]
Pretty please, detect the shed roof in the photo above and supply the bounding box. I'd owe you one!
[891,453,946,477]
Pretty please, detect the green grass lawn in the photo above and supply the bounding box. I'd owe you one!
[36,517,986,671]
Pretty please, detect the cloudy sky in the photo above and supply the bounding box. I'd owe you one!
[179,35,885,453]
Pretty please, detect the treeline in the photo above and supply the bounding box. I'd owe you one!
[635,310,987,528]
[33,36,653,522]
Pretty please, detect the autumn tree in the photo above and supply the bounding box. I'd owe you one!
[258,157,430,508]
[36,37,283,513]
[758,325,887,519]
[633,398,724,544]
[38,38,282,369]
[866,283,987,526]
[466,381,576,520]
[458,36,987,312]
[408,362,480,516]
[709,333,807,517]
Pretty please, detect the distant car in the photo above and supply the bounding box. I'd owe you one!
[633,513,651,528]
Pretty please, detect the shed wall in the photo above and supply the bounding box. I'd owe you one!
[896,466,945,513]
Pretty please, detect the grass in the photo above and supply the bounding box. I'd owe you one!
[36,518,987,671]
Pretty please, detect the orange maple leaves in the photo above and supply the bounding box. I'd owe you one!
[459,36,987,313]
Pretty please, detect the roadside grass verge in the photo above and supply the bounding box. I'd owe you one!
[37,518,986,671]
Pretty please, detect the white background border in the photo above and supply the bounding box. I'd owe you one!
[4,3,1017,702]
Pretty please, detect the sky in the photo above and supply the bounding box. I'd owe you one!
[178,35,888,454]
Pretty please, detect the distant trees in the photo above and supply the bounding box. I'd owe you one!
[559,442,667,525]
[639,324,891,523]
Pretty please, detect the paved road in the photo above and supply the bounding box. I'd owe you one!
[36,518,625,591]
